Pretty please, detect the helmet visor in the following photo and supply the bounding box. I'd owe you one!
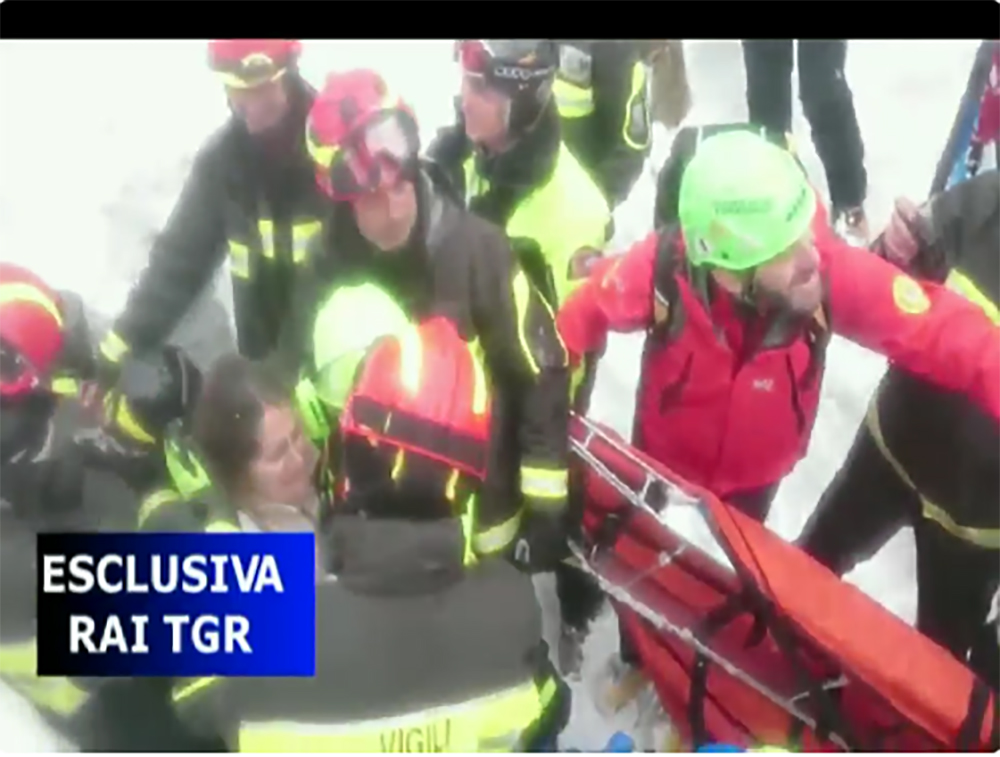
[309,108,420,201]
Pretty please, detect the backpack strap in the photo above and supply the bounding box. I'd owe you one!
[650,226,687,343]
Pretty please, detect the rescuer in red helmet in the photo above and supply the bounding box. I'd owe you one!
[95,40,327,395]
[273,69,572,573]
[0,262,221,749]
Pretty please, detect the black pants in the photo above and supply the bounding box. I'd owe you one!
[742,40,867,211]
[799,423,999,690]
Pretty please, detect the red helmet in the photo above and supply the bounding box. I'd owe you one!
[306,69,421,201]
[207,40,301,89]
[0,263,64,399]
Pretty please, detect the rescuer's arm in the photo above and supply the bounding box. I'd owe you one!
[556,231,658,364]
[872,169,999,281]
[823,231,1000,420]
[472,229,571,565]
[590,42,651,207]
[98,138,230,382]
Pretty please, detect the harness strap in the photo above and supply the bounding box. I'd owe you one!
[957,678,999,751]
[349,395,487,476]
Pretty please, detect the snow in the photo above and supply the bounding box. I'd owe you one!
[0,39,984,752]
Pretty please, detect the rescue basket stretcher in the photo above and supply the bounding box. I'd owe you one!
[568,415,999,752]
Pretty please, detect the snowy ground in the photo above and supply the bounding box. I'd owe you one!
[0,39,984,751]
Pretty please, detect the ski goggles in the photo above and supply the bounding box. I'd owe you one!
[307,108,420,201]
[457,40,555,96]
[212,52,288,90]
[0,339,41,398]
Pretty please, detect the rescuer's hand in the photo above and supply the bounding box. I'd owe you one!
[871,198,947,281]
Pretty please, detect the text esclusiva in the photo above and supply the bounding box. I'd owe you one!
[42,554,284,595]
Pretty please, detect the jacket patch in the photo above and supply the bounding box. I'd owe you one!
[892,274,930,315]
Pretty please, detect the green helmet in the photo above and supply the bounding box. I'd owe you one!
[312,283,409,411]
[678,130,814,272]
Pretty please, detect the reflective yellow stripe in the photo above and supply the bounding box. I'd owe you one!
[216,67,286,91]
[866,397,1000,549]
[229,240,250,279]
[137,488,180,528]
[460,492,478,567]
[292,220,322,265]
[258,219,276,260]
[104,393,156,445]
[473,509,522,555]
[946,268,1000,325]
[0,282,63,327]
[470,350,488,416]
[206,520,241,533]
[50,376,79,397]
[307,128,342,171]
[99,329,129,363]
[511,271,568,376]
[622,61,650,151]
[391,449,406,480]
[553,78,594,119]
[173,675,220,703]
[237,676,553,753]
[521,466,568,501]
[0,640,89,717]
[295,377,330,444]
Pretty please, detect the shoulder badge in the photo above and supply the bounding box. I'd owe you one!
[892,274,930,315]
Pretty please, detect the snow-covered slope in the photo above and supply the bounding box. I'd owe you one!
[0,39,983,752]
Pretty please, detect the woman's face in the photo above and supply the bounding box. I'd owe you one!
[245,403,318,507]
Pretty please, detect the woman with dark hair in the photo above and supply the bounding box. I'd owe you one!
[191,354,322,536]
[137,352,330,546]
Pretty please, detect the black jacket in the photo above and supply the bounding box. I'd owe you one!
[557,41,651,208]
[0,394,167,749]
[108,75,325,365]
[280,170,570,538]
[174,516,562,751]
[875,169,999,537]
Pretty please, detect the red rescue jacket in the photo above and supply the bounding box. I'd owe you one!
[557,201,1000,499]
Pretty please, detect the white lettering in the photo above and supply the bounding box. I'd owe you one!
[494,65,554,82]
[69,615,95,653]
[231,554,258,593]
[163,614,191,653]
[41,553,286,595]
[96,554,123,593]
[181,554,207,593]
[130,615,150,653]
[209,554,229,593]
[42,555,65,593]
[192,616,218,653]
[255,555,284,593]
[226,616,252,653]
[126,554,149,593]
[98,615,129,653]
[68,554,94,593]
